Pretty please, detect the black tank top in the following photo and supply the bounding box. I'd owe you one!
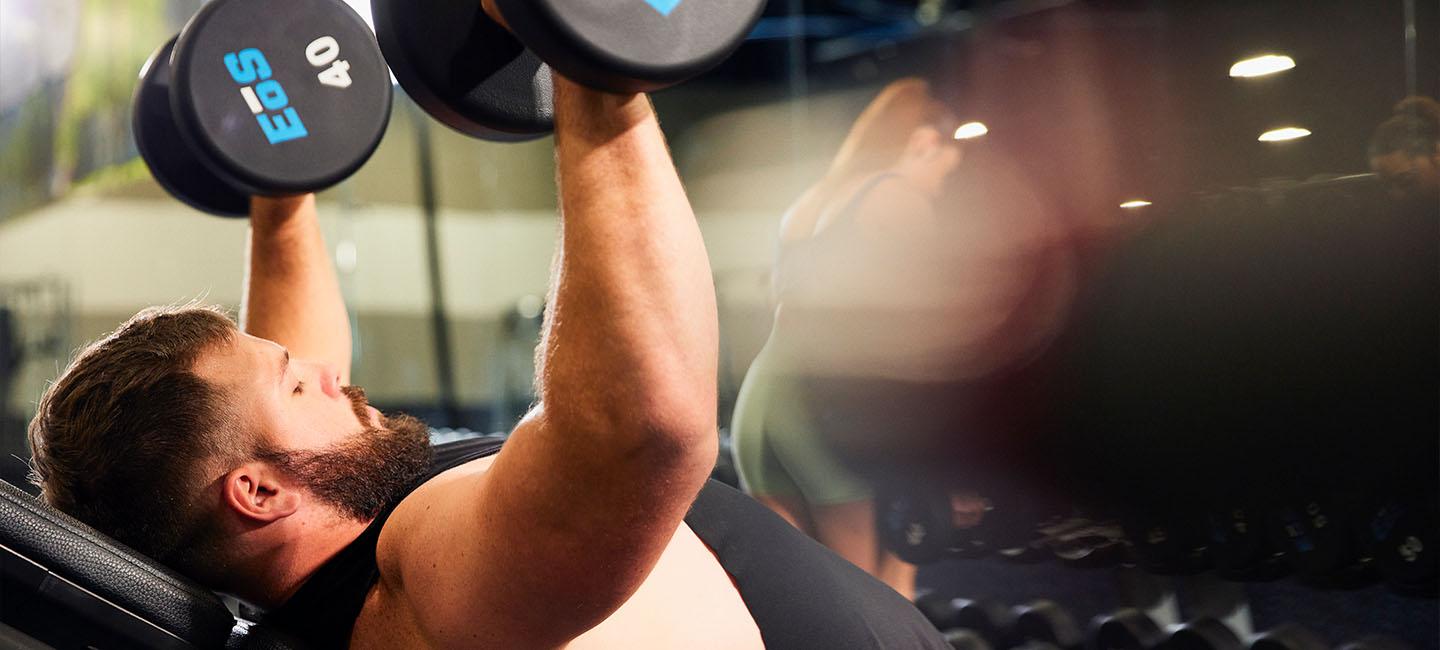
[266,437,947,649]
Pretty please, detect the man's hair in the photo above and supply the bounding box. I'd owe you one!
[1369,96,1440,159]
[27,304,245,579]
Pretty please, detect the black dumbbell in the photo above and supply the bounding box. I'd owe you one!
[1362,500,1437,596]
[1089,609,1165,650]
[1122,515,1210,575]
[944,628,995,650]
[1014,600,1086,650]
[1337,636,1413,650]
[1052,521,1130,569]
[1248,624,1329,650]
[877,483,954,565]
[1265,498,1376,586]
[998,517,1088,564]
[915,594,1017,647]
[371,0,764,140]
[1206,505,1288,582]
[1164,618,1244,650]
[954,599,1017,648]
[133,0,392,216]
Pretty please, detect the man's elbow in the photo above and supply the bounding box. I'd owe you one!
[609,392,717,466]
[546,387,719,473]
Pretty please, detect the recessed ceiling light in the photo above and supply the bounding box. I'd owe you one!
[953,122,989,140]
[1258,127,1311,142]
[1230,54,1296,78]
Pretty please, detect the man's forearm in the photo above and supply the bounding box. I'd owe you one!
[241,195,354,382]
[537,79,719,442]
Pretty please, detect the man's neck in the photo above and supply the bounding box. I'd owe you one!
[231,514,374,608]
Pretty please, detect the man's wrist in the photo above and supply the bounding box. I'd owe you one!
[250,194,316,229]
[551,76,652,139]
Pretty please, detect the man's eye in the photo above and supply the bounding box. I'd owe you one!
[293,381,304,396]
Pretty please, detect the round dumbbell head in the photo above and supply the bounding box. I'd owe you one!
[1337,635,1414,650]
[933,598,1019,648]
[492,0,766,94]
[1266,499,1363,579]
[877,485,953,565]
[1249,624,1329,650]
[1366,501,1438,594]
[1165,618,1244,650]
[134,38,251,217]
[1123,516,1210,575]
[915,591,963,631]
[1207,506,1289,581]
[1089,609,1165,650]
[170,0,392,195]
[1015,600,1085,650]
[372,0,553,140]
[945,629,996,650]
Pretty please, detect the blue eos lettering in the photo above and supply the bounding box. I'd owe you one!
[223,49,272,84]
[645,0,682,16]
[258,109,308,145]
[223,48,308,145]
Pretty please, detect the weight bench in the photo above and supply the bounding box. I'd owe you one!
[0,478,307,649]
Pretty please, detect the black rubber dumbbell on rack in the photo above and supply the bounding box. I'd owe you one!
[1337,636,1414,650]
[1361,499,1437,596]
[1014,600,1086,650]
[1265,497,1377,588]
[915,594,1018,649]
[878,483,955,565]
[1164,618,1245,650]
[370,0,764,140]
[1089,609,1166,650]
[133,0,393,216]
[1206,504,1288,582]
[1049,519,1130,569]
[1248,624,1329,650]
[943,628,995,650]
[1122,515,1210,575]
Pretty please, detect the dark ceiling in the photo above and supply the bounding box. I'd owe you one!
[692,0,1439,219]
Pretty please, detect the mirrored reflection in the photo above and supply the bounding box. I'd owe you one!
[0,0,1436,638]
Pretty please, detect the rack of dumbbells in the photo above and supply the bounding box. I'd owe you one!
[0,278,71,491]
[880,175,1438,650]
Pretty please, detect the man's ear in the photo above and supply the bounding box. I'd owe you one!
[221,463,300,523]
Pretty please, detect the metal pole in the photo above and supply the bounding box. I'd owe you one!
[787,0,809,187]
[1403,0,1417,98]
[410,101,462,427]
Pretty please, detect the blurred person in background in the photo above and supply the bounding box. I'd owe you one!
[730,78,1079,599]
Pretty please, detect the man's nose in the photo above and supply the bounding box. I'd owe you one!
[300,360,344,399]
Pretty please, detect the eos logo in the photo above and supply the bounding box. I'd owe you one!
[223,36,353,146]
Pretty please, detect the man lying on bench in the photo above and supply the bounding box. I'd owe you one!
[25,69,946,648]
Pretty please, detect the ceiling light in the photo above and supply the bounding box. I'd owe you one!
[1230,54,1296,78]
[954,122,989,140]
[1258,127,1311,142]
[1119,200,1153,209]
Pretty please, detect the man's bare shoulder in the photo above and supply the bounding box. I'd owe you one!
[376,455,498,577]
[348,455,499,648]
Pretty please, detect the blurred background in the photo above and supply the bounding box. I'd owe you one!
[0,0,1436,647]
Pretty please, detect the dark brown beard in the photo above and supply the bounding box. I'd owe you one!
[256,386,433,521]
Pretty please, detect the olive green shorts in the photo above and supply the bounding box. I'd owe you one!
[729,345,872,506]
